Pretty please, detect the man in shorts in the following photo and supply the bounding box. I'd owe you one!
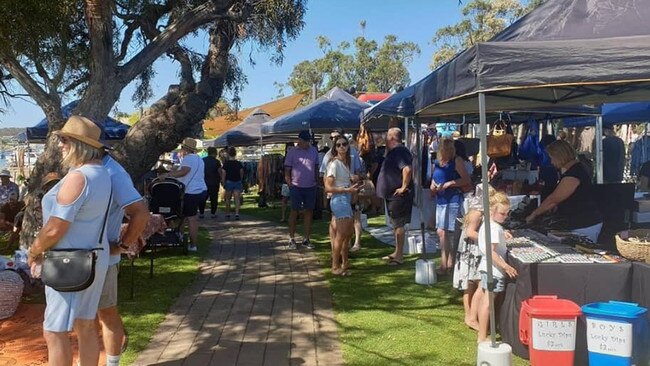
[375,127,413,265]
[99,153,149,366]
[284,130,319,249]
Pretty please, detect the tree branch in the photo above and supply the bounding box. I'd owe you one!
[0,51,61,112]
[118,0,235,87]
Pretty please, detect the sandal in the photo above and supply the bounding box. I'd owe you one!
[388,259,403,266]
[381,254,396,261]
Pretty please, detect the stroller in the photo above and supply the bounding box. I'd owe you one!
[143,177,188,276]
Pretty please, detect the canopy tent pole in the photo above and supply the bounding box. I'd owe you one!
[595,115,604,184]
[478,93,498,348]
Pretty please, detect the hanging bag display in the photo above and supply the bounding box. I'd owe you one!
[41,190,112,292]
[487,119,514,158]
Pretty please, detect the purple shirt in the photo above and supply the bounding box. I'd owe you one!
[285,146,318,188]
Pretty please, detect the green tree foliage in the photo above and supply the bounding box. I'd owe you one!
[430,0,544,70]
[284,25,420,95]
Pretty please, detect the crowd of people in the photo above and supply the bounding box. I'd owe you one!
[14,113,616,363]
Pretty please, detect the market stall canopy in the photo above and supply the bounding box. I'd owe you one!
[564,102,650,127]
[261,87,369,135]
[202,108,298,147]
[25,100,130,142]
[415,0,650,117]
[203,92,307,137]
[362,84,599,129]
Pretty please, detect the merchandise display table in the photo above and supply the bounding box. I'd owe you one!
[500,254,649,364]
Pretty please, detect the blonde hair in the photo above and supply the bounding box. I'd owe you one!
[489,191,511,212]
[438,138,456,163]
[462,186,497,228]
[62,138,103,168]
[545,140,577,168]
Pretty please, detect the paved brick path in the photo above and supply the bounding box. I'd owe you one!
[133,214,344,366]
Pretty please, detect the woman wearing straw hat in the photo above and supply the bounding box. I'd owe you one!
[27,115,112,366]
[159,137,207,252]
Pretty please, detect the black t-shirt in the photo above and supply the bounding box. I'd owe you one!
[640,161,650,178]
[602,135,625,183]
[556,162,602,230]
[223,160,243,182]
[376,145,413,199]
[203,156,222,184]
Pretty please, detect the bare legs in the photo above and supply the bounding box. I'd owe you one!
[331,217,354,274]
[477,288,491,342]
[232,190,241,216]
[437,228,454,272]
[350,209,362,251]
[44,318,100,366]
[224,190,232,217]
[281,197,289,221]
[187,214,198,246]
[98,306,125,358]
[288,209,313,241]
[463,280,481,330]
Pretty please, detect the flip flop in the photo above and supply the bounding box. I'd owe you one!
[388,259,403,266]
[381,255,395,261]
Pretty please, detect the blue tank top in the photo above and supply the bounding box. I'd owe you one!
[431,159,463,204]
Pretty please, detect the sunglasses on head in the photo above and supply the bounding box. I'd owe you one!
[336,142,348,147]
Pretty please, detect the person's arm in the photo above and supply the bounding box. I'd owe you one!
[28,171,86,264]
[526,176,580,222]
[117,200,149,252]
[491,243,518,278]
[284,166,292,186]
[441,156,470,190]
[394,165,412,196]
[465,210,482,242]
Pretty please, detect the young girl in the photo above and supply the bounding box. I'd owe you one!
[324,136,361,276]
[477,191,518,342]
[454,185,495,331]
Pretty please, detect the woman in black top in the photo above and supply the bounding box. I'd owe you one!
[526,140,603,243]
[220,146,244,220]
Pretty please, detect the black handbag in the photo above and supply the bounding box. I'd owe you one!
[41,190,112,292]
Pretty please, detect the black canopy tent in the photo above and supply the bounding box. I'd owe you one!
[203,108,296,148]
[410,0,650,356]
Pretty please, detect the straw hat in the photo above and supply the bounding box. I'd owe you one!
[53,115,104,149]
[0,170,10,178]
[180,137,198,152]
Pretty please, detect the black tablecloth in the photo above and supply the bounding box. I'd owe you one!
[499,258,644,366]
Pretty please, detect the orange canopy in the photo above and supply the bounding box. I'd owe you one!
[203,92,307,137]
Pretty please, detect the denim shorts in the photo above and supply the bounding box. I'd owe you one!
[224,180,243,192]
[330,193,353,219]
[436,202,461,231]
[289,186,316,210]
[480,271,506,293]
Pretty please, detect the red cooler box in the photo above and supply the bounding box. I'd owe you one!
[519,295,582,366]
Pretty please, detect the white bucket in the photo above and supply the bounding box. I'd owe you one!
[476,341,512,366]
[415,258,436,285]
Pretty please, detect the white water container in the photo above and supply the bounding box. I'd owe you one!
[476,341,512,366]
[415,258,436,285]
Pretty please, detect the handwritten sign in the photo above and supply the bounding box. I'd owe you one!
[531,318,577,351]
[586,318,633,357]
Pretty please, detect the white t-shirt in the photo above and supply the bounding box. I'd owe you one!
[326,159,351,188]
[478,221,507,278]
[178,153,207,194]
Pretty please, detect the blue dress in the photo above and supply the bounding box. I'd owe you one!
[41,164,111,332]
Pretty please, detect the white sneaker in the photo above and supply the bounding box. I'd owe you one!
[287,238,297,250]
[188,245,198,252]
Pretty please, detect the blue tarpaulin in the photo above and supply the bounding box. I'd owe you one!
[25,100,130,141]
[261,87,369,135]
[563,102,650,127]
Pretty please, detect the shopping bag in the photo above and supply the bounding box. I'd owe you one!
[487,120,514,158]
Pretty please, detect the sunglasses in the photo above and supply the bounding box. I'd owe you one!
[330,134,341,140]
[336,142,348,148]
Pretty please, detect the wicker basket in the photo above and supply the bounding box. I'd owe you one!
[615,229,650,262]
[0,270,24,320]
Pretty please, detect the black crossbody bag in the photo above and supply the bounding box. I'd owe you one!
[41,190,112,292]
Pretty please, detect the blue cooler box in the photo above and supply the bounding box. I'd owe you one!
[581,301,649,366]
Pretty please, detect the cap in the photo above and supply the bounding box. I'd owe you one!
[0,169,10,177]
[298,130,311,141]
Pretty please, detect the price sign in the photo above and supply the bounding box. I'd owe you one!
[531,318,577,351]
[586,318,632,357]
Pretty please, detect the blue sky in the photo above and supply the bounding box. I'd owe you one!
[2,1,463,128]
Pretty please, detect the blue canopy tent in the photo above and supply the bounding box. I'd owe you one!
[563,102,650,127]
[25,100,130,142]
[203,108,297,147]
[261,87,369,135]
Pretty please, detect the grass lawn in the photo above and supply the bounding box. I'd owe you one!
[239,193,528,366]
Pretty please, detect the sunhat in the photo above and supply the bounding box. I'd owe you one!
[53,115,104,149]
[0,169,10,177]
[180,137,198,152]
